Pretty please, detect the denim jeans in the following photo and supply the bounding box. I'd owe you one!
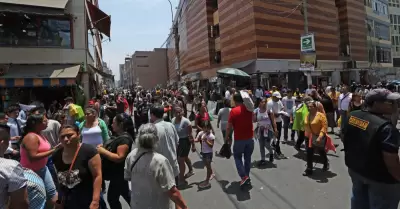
[349,169,400,209]
[35,166,57,200]
[233,139,254,178]
[258,129,273,161]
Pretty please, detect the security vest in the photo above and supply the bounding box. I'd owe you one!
[343,110,396,183]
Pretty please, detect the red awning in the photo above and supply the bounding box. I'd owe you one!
[86,0,111,38]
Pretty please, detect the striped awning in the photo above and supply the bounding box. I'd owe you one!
[0,78,76,87]
[0,64,80,88]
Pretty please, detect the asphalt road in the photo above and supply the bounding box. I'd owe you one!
[105,114,354,209]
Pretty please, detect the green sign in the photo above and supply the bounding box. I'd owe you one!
[301,34,315,52]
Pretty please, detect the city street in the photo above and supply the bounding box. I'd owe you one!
[106,115,352,209]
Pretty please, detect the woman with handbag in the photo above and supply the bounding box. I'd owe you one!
[303,100,329,176]
[97,114,133,209]
[53,124,103,209]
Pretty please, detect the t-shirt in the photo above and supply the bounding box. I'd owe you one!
[0,158,27,209]
[171,117,191,139]
[52,144,98,208]
[281,96,295,115]
[228,104,253,140]
[196,131,215,153]
[266,100,284,122]
[124,149,176,209]
[41,119,61,148]
[102,133,133,180]
[218,107,231,130]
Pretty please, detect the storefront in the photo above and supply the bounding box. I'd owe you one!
[0,64,81,111]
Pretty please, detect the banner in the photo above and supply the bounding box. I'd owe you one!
[299,52,316,71]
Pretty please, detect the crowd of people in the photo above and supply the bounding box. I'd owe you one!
[1,82,400,209]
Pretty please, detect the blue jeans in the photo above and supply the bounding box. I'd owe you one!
[233,139,254,178]
[36,166,57,200]
[349,169,400,209]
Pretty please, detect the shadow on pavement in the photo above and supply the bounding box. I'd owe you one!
[251,160,277,170]
[218,180,252,202]
[306,168,338,183]
[192,161,204,169]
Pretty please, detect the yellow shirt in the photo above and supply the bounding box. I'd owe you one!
[304,112,327,137]
[328,92,339,107]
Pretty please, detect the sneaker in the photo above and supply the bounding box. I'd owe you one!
[240,176,250,187]
[184,171,195,179]
[269,154,274,163]
[257,160,267,167]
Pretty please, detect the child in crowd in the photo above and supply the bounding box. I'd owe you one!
[195,121,215,189]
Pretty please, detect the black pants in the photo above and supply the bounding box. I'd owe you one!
[283,116,295,140]
[306,141,328,170]
[107,178,131,209]
[273,121,283,154]
[295,130,306,149]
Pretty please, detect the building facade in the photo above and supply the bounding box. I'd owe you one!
[167,0,374,87]
[0,0,111,102]
[129,48,168,89]
[389,0,400,67]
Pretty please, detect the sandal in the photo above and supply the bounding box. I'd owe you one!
[184,171,195,178]
[198,182,211,189]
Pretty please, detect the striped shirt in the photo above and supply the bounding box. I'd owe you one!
[154,120,180,177]
[23,168,46,209]
[0,158,27,209]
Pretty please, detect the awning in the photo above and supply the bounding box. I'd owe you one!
[86,0,111,38]
[0,64,80,87]
[0,0,69,15]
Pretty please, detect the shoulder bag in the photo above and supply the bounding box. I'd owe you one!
[55,145,82,209]
[307,114,326,149]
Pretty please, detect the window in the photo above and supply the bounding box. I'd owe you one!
[213,24,220,37]
[137,65,149,67]
[0,12,72,48]
[136,55,148,58]
[376,47,391,63]
[375,23,390,40]
[211,0,218,10]
[372,0,389,16]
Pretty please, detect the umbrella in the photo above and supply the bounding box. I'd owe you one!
[217,68,250,77]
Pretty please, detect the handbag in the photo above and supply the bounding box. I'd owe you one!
[307,114,326,148]
[55,145,82,209]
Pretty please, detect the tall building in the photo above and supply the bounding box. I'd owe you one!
[167,0,373,87]
[365,0,392,68]
[389,0,400,67]
[119,64,125,87]
[129,48,168,89]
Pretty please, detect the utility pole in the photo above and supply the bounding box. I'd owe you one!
[303,0,312,86]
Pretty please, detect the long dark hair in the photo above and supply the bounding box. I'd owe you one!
[114,114,135,140]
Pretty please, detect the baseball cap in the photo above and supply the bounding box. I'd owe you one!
[365,88,400,105]
[272,92,282,98]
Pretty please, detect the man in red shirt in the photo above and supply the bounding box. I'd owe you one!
[226,93,254,187]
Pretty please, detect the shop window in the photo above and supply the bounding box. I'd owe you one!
[0,12,72,48]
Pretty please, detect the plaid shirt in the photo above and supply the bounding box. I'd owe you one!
[0,158,27,209]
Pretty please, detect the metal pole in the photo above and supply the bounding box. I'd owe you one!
[303,0,312,86]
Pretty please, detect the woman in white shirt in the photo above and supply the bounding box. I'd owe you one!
[79,108,110,146]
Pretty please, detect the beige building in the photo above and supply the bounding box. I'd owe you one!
[0,0,111,102]
[130,48,168,89]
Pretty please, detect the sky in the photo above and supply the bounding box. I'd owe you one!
[99,0,180,81]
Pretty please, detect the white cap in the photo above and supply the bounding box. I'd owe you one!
[272,92,282,98]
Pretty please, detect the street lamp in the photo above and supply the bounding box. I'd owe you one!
[167,0,174,24]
